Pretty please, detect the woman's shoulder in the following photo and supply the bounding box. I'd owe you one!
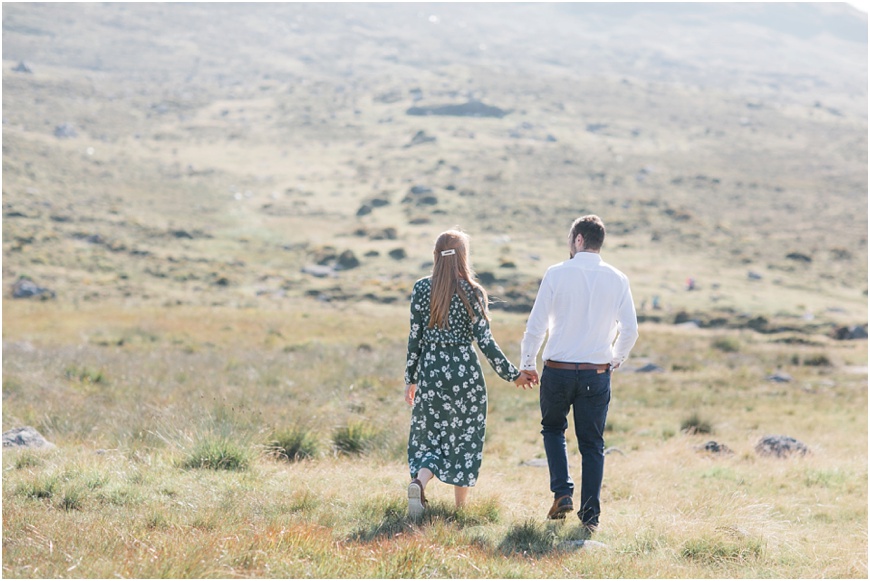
[460,278,484,298]
[413,277,432,292]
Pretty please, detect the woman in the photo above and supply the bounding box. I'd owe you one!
[404,229,532,519]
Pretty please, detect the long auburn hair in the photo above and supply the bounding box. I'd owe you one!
[429,230,489,329]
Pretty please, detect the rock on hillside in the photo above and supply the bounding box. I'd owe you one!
[3,426,55,449]
[406,101,510,118]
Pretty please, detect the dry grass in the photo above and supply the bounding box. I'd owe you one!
[2,302,866,578]
[1,3,866,577]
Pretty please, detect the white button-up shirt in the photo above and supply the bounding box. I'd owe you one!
[520,252,639,370]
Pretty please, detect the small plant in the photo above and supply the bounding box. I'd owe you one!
[332,421,381,456]
[681,412,713,435]
[802,353,833,367]
[59,485,85,511]
[712,336,741,353]
[65,365,107,384]
[498,519,558,556]
[181,436,251,471]
[269,426,318,461]
[680,534,764,563]
[16,473,59,500]
[13,451,44,470]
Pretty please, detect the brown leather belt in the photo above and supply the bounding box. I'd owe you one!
[545,360,610,372]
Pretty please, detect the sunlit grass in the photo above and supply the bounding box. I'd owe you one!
[2,305,867,578]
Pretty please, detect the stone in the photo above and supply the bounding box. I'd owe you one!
[406,101,510,118]
[301,264,336,278]
[336,250,360,270]
[3,426,55,449]
[53,123,78,139]
[755,435,809,458]
[405,130,437,147]
[11,277,56,300]
[409,185,433,195]
[635,363,664,373]
[558,539,609,551]
[767,371,792,383]
[388,248,407,260]
[833,324,868,340]
[700,441,733,455]
[13,61,33,73]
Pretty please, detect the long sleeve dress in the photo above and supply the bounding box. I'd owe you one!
[404,276,521,487]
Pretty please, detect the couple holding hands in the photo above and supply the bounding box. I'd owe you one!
[403,215,639,532]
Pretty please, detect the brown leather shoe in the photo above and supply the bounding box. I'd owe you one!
[547,495,574,519]
[408,478,427,520]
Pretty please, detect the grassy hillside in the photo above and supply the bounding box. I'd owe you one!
[2,3,867,578]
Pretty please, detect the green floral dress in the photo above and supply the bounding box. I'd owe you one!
[405,277,521,487]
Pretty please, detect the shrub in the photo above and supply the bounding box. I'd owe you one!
[681,412,713,435]
[498,519,557,556]
[802,353,832,367]
[269,426,318,461]
[332,421,382,456]
[712,336,741,353]
[65,365,107,384]
[59,485,85,511]
[181,437,251,471]
[13,451,44,470]
[681,534,764,563]
[16,473,59,500]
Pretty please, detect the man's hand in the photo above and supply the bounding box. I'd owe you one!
[404,383,417,405]
[514,370,539,390]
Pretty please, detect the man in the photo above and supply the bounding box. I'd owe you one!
[519,214,638,531]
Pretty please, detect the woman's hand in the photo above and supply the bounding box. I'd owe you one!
[404,383,417,406]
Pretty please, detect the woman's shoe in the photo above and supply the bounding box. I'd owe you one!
[408,479,427,520]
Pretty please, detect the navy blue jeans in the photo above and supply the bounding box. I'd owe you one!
[539,366,611,526]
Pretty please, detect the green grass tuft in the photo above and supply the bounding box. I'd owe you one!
[16,473,59,500]
[269,426,319,461]
[681,412,713,434]
[65,365,107,384]
[180,436,252,471]
[498,519,558,556]
[332,421,382,456]
[712,336,741,353]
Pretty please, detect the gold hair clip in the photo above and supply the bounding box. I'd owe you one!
[440,249,456,256]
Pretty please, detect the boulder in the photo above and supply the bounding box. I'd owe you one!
[767,371,792,383]
[336,250,360,270]
[53,123,78,139]
[755,435,809,458]
[700,441,733,455]
[3,426,55,449]
[12,277,56,300]
[301,264,336,278]
[406,101,510,119]
[13,61,33,73]
[635,363,664,373]
[833,324,868,340]
[388,248,407,260]
[405,130,436,147]
[409,185,433,195]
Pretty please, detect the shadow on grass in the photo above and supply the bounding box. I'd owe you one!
[347,496,502,542]
[347,496,592,557]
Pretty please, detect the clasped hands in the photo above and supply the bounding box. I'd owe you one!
[514,370,538,390]
[405,370,538,405]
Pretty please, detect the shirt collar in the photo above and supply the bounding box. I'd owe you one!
[571,252,602,264]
